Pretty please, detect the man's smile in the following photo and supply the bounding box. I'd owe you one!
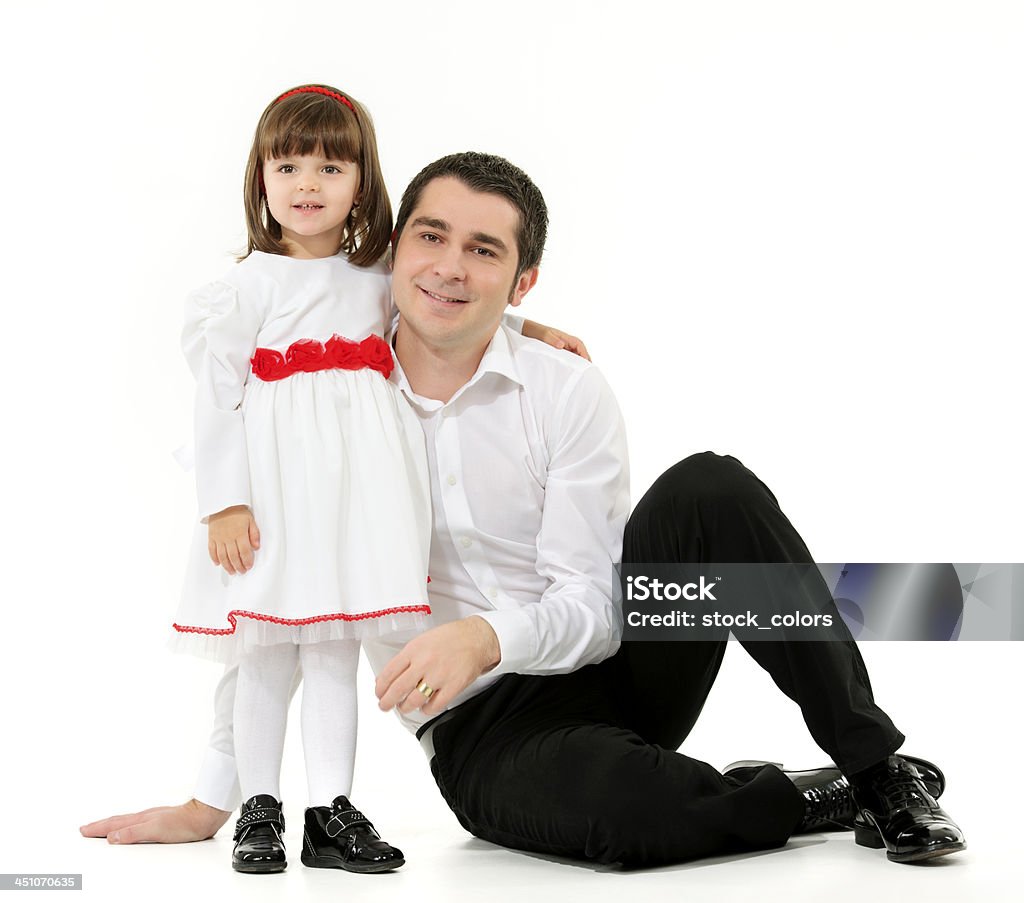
[419,286,469,304]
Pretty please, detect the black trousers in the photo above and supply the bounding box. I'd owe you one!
[428,452,905,866]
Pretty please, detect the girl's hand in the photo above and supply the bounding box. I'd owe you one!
[207,505,261,574]
[521,319,591,361]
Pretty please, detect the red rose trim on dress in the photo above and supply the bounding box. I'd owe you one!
[251,334,394,381]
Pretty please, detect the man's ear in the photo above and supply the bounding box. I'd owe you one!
[507,267,539,308]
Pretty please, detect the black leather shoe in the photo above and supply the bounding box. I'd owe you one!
[724,754,945,799]
[724,762,855,832]
[300,796,404,873]
[232,795,286,873]
[851,756,965,863]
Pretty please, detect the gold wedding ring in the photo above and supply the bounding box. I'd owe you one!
[416,680,434,699]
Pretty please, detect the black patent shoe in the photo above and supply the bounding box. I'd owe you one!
[724,762,855,832]
[232,794,286,874]
[851,756,966,863]
[724,754,945,800]
[300,796,404,873]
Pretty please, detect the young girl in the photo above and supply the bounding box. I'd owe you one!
[172,84,581,875]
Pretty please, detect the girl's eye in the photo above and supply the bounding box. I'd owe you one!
[323,165,344,174]
[278,165,295,174]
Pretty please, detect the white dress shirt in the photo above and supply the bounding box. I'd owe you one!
[195,323,630,811]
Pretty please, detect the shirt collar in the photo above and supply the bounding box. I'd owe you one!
[392,323,524,411]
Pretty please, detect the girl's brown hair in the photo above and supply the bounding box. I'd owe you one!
[242,85,392,266]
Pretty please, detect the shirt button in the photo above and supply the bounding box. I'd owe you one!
[446,474,457,486]
[460,536,472,549]
[488,588,498,600]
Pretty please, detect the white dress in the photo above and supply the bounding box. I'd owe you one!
[172,251,431,663]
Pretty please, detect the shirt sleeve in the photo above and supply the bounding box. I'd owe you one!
[182,281,263,521]
[476,365,629,675]
[193,665,240,812]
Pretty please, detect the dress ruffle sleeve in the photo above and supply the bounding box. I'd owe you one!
[182,280,263,521]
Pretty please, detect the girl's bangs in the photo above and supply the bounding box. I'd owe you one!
[261,104,362,164]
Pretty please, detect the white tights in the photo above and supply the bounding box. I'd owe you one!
[234,639,360,807]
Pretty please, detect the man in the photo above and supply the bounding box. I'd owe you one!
[82,152,964,866]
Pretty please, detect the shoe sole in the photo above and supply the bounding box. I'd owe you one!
[887,843,966,863]
[300,852,404,873]
[232,860,287,874]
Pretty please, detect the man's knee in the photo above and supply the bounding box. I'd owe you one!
[623,452,782,563]
[629,451,774,523]
[648,451,769,505]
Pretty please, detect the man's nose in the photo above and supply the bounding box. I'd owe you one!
[433,245,466,281]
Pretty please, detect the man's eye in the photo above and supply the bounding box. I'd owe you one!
[473,247,495,257]
[421,233,440,243]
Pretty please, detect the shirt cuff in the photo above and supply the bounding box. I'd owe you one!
[193,746,239,813]
[473,609,534,676]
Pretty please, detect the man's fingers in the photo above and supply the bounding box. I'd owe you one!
[377,665,419,711]
[418,685,450,718]
[107,819,169,845]
[375,655,411,699]
[397,673,449,715]
[107,823,144,844]
[397,681,428,714]
[106,812,190,844]
[380,670,419,712]
[80,809,169,837]
[249,520,261,550]
[208,541,219,566]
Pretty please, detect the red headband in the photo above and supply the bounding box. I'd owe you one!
[275,86,355,112]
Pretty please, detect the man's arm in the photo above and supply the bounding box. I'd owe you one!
[474,365,629,674]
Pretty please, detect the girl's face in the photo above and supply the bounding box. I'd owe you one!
[262,153,360,258]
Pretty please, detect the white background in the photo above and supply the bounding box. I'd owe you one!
[1,1,1021,900]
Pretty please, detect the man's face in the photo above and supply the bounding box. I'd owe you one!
[392,177,537,353]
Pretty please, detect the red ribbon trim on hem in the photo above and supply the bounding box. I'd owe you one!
[251,334,394,382]
[173,604,431,636]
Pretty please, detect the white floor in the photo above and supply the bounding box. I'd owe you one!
[64,810,1001,903]
[9,640,1016,903]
